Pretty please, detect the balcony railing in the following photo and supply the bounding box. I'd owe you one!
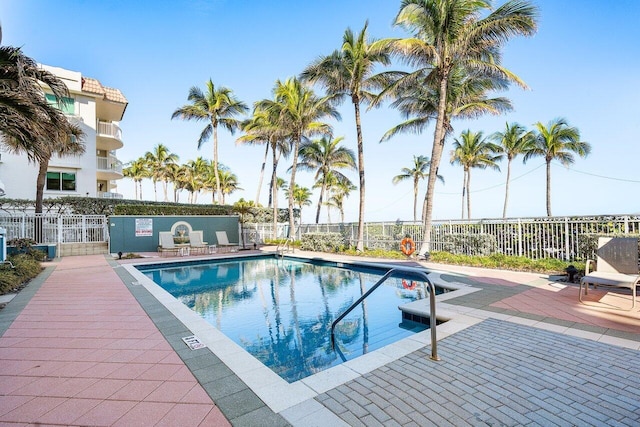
[97,121,122,141]
[98,192,123,199]
[96,156,123,174]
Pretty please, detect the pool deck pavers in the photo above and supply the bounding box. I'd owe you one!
[1,250,639,426]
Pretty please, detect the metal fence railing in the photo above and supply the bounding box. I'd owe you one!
[0,214,108,244]
[263,214,640,261]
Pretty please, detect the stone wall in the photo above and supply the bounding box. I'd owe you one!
[59,242,109,257]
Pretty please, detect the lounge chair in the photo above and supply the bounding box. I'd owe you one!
[158,231,181,257]
[189,230,208,255]
[215,231,238,252]
[579,237,639,309]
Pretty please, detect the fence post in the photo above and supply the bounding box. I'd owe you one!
[564,217,570,261]
[624,215,629,234]
[82,216,87,243]
[518,218,523,257]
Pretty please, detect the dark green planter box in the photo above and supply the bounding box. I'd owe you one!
[7,244,56,260]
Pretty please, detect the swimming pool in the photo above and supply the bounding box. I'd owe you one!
[137,255,443,382]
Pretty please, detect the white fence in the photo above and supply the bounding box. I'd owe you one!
[252,214,640,261]
[0,214,108,244]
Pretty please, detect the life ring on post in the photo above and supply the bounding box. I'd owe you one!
[402,279,417,290]
[400,237,416,256]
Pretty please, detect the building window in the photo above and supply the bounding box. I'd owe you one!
[46,172,76,191]
[45,93,75,115]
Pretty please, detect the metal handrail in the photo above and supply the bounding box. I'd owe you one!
[330,267,440,361]
[277,237,294,256]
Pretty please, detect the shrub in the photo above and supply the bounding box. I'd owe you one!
[441,233,497,256]
[0,254,43,295]
[300,233,345,252]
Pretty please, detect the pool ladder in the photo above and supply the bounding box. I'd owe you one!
[277,237,294,257]
[330,267,440,361]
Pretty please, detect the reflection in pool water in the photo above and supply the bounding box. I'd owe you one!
[140,256,432,382]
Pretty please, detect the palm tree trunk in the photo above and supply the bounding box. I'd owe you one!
[134,179,139,200]
[546,159,552,216]
[153,180,158,201]
[315,181,326,224]
[271,148,279,238]
[288,136,300,239]
[461,170,466,219]
[354,100,365,251]
[213,123,222,204]
[35,158,49,214]
[162,180,169,202]
[466,170,472,220]
[413,177,419,222]
[503,159,512,218]
[256,142,269,205]
[418,73,450,257]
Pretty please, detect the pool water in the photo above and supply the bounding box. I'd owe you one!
[139,256,436,382]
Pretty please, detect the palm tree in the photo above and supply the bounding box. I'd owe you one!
[171,79,248,203]
[297,136,356,223]
[123,157,149,200]
[289,183,313,213]
[257,77,338,238]
[217,168,242,204]
[392,155,443,222]
[450,130,501,219]
[392,0,538,255]
[491,122,534,218]
[301,21,393,251]
[523,118,591,216]
[0,45,73,163]
[184,157,209,204]
[144,144,178,202]
[237,106,290,206]
[325,181,357,224]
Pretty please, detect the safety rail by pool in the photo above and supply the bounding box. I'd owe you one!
[277,237,294,257]
[330,267,440,361]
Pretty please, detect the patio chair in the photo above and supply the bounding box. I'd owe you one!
[158,231,181,257]
[215,231,238,252]
[189,230,208,255]
[579,237,639,309]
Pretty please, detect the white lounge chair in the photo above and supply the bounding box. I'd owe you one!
[158,231,180,257]
[189,230,208,255]
[579,237,639,309]
[215,231,238,252]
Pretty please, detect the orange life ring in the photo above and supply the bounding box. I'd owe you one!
[400,237,416,256]
[402,279,417,290]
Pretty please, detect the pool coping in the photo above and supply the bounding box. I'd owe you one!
[121,252,474,420]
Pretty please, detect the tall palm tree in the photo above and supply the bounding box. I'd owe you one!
[123,157,149,200]
[184,157,209,204]
[257,77,338,238]
[297,136,356,223]
[491,122,534,218]
[144,143,178,202]
[237,105,290,207]
[301,21,394,251]
[392,0,538,255]
[392,155,443,222]
[450,130,501,219]
[171,79,248,203]
[523,118,590,216]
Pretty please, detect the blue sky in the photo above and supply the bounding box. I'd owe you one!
[2,0,639,223]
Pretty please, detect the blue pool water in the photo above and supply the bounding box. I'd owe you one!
[138,255,439,382]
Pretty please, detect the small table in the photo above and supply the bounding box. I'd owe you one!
[208,245,217,254]
[176,244,190,256]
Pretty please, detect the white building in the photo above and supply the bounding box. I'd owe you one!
[0,64,128,201]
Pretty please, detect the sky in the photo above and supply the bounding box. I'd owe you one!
[2,0,639,224]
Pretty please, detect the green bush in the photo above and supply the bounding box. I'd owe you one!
[0,254,43,295]
[300,232,345,252]
[441,233,497,256]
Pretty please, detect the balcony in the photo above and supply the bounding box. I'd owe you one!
[96,156,123,180]
[98,192,123,199]
[96,120,123,150]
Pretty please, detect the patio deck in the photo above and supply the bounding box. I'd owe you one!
[0,250,638,426]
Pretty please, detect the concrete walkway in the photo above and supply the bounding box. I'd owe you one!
[1,252,639,426]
